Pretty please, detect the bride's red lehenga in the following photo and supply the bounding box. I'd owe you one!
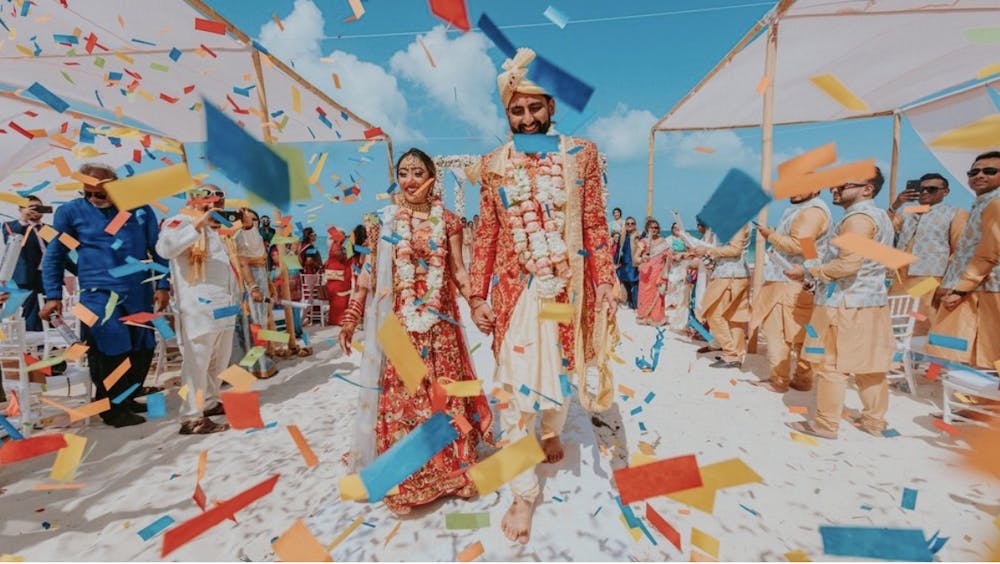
[369,208,494,515]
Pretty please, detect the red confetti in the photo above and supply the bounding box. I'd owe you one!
[199,44,217,58]
[160,93,179,104]
[645,503,682,550]
[0,434,68,464]
[925,363,942,381]
[8,121,34,139]
[613,454,703,504]
[933,419,961,437]
[219,391,264,430]
[364,126,384,139]
[194,17,227,35]
[428,0,471,32]
[183,84,195,94]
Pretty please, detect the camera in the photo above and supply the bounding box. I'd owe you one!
[220,209,243,224]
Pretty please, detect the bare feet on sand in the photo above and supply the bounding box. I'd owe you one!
[542,435,564,463]
[501,496,535,544]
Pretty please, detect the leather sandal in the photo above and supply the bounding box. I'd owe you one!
[179,417,230,435]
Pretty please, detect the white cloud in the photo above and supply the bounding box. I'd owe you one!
[584,104,659,160]
[666,130,761,171]
[389,26,504,137]
[258,0,422,142]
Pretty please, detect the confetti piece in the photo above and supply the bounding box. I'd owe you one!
[273,519,331,562]
[102,358,131,391]
[50,434,86,482]
[219,391,264,429]
[358,412,458,502]
[785,549,812,562]
[147,392,166,419]
[538,301,575,322]
[809,73,868,111]
[901,487,918,510]
[417,35,436,68]
[287,425,318,467]
[105,163,194,211]
[0,435,68,464]
[788,405,808,415]
[429,0,471,32]
[819,526,932,561]
[326,515,365,552]
[31,483,84,491]
[713,392,730,400]
[933,419,960,437]
[645,503,681,550]
[376,315,428,394]
[457,541,484,562]
[71,303,99,327]
[161,475,279,557]
[977,62,1000,79]
[902,204,931,214]
[928,333,968,351]
[443,380,482,397]
[790,432,818,447]
[446,512,490,530]
[614,454,702,504]
[831,232,917,270]
[543,5,569,29]
[694,146,715,154]
[778,143,838,178]
[691,528,720,558]
[698,168,771,249]
[218,365,256,392]
[774,159,877,199]
[58,232,80,250]
[513,133,561,155]
[139,515,175,541]
[469,434,545,495]
[27,82,69,113]
[906,277,939,298]
[346,0,365,21]
[194,18,226,35]
[755,75,771,95]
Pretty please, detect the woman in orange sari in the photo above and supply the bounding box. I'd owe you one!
[323,227,353,326]
[636,219,671,325]
[338,148,493,515]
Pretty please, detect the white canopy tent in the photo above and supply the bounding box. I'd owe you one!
[647,0,1000,301]
[0,0,394,204]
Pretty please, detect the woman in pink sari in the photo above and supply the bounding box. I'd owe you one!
[636,219,671,326]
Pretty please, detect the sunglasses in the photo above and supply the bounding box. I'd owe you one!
[831,182,869,191]
[80,190,108,200]
[967,167,999,177]
[917,186,944,194]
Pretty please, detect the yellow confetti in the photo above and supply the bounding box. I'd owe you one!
[809,73,869,111]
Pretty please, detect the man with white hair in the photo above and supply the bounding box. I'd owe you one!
[156,186,239,435]
[40,163,170,428]
[470,47,616,545]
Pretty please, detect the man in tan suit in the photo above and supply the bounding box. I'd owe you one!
[751,192,831,392]
[692,224,751,368]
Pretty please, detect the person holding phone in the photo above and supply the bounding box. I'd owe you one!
[3,196,52,331]
[887,173,968,336]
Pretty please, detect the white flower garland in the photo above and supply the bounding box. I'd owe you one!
[504,151,571,298]
[393,201,448,333]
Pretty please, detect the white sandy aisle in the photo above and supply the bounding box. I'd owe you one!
[1,302,998,561]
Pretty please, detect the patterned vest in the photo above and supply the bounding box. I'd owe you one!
[895,203,960,277]
[764,198,832,283]
[814,200,894,308]
[711,226,750,279]
[942,189,1000,292]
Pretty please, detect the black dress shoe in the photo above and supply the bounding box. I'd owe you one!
[126,400,148,413]
[102,411,146,428]
[202,403,225,417]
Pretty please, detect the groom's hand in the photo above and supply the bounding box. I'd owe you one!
[470,298,495,334]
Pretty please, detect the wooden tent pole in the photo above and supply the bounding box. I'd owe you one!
[646,129,656,218]
[748,19,780,355]
[889,112,901,204]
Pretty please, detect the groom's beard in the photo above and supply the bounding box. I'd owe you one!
[510,119,552,135]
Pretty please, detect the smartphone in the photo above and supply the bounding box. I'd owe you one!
[32,205,53,214]
[904,180,921,194]
[221,209,243,224]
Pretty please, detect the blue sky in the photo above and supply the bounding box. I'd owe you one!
[198,0,977,246]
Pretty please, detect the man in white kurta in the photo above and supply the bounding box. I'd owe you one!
[156,187,240,435]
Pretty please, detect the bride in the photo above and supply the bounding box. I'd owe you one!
[338,148,493,515]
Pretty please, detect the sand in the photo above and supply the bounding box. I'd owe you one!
[1,303,998,561]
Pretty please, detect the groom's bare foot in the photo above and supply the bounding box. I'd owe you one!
[501,496,535,545]
[542,435,564,463]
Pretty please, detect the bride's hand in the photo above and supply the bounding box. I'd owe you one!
[338,324,356,355]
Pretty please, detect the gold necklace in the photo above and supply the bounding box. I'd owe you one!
[401,200,432,213]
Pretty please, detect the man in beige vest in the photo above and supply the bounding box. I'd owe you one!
[926,151,1000,369]
[786,168,896,439]
[751,192,831,392]
[691,224,751,368]
[888,173,968,336]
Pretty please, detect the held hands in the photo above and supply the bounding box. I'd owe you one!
[470,298,496,335]
[756,224,774,239]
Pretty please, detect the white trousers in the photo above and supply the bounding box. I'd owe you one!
[179,328,234,421]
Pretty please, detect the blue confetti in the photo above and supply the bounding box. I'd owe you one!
[138,515,174,541]
[111,383,141,405]
[901,488,918,510]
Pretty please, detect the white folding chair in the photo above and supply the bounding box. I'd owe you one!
[888,294,918,395]
[299,273,329,326]
[942,368,1000,426]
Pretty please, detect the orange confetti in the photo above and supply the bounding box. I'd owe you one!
[287,425,319,467]
[71,302,98,327]
[457,541,484,562]
[271,13,285,31]
[694,146,715,154]
[417,36,436,68]
[101,358,131,391]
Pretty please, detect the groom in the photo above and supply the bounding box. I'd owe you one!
[470,47,616,544]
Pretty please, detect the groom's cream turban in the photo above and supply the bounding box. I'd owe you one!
[498,47,549,108]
